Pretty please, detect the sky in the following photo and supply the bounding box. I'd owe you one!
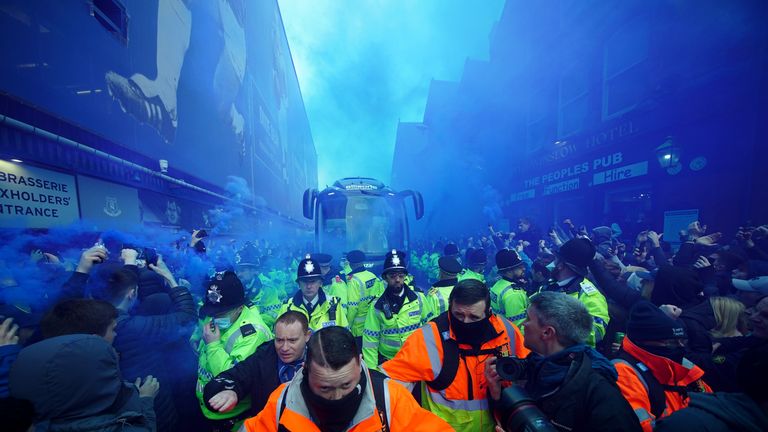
[278,0,505,188]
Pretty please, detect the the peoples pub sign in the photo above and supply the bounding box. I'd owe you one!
[0,160,80,228]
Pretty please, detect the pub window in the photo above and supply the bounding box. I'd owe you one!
[602,16,649,120]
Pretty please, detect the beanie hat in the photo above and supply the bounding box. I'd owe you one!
[627,301,687,341]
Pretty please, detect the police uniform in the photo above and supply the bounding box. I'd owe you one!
[363,250,432,367]
[550,238,610,347]
[236,245,283,329]
[458,248,487,283]
[489,249,529,327]
[312,253,350,313]
[194,271,272,427]
[277,255,349,332]
[427,256,462,316]
[344,250,384,337]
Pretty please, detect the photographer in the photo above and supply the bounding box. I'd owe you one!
[486,292,641,432]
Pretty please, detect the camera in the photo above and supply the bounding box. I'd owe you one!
[496,356,531,381]
[497,386,557,432]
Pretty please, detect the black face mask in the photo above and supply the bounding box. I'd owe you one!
[450,313,493,345]
[300,368,366,432]
[639,343,686,364]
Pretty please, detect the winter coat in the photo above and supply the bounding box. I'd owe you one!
[654,392,768,432]
[113,283,196,432]
[0,343,20,397]
[202,340,281,416]
[9,334,156,432]
[534,350,643,432]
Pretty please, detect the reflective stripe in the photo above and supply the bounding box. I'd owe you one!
[381,324,421,335]
[437,291,446,313]
[428,389,489,411]
[383,378,392,426]
[497,284,515,316]
[634,407,652,422]
[225,329,243,354]
[381,338,402,348]
[593,316,607,326]
[421,325,442,377]
[508,312,526,322]
[363,341,379,349]
[363,329,381,338]
[275,385,288,427]
[497,316,518,355]
[611,359,650,395]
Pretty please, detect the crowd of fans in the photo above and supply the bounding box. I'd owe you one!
[0,215,766,431]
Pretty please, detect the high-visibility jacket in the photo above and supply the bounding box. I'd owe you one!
[613,337,712,431]
[241,362,451,432]
[553,277,609,347]
[246,280,283,330]
[277,289,348,332]
[382,313,529,432]
[195,305,272,420]
[427,279,457,316]
[457,269,485,283]
[346,268,383,337]
[362,287,432,367]
[489,277,528,328]
[323,272,349,311]
[427,252,440,282]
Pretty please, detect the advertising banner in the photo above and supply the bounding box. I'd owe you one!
[0,160,79,228]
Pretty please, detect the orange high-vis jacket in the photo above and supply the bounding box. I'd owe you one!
[240,363,452,432]
[613,337,712,432]
[381,313,528,432]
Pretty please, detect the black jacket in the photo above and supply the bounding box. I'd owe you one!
[655,392,768,432]
[203,340,282,416]
[536,351,642,432]
[113,280,196,432]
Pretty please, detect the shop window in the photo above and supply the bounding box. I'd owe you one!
[602,16,649,119]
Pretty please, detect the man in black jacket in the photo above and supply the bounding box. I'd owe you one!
[487,291,641,432]
[90,248,197,432]
[204,310,311,416]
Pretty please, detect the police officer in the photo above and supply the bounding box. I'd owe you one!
[490,249,529,327]
[443,242,461,263]
[548,238,610,347]
[312,252,349,312]
[236,243,282,329]
[195,271,272,431]
[458,247,487,282]
[427,256,462,316]
[345,250,382,338]
[278,254,349,331]
[363,249,432,368]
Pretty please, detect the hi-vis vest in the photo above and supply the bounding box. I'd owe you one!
[381,313,529,432]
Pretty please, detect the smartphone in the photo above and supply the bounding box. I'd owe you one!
[144,248,158,267]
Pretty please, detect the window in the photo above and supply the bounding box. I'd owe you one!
[602,17,649,119]
[558,62,590,137]
[90,0,128,44]
[526,86,556,153]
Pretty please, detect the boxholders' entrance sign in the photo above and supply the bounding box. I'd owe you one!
[0,160,79,228]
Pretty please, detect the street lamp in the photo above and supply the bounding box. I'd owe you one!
[655,136,682,174]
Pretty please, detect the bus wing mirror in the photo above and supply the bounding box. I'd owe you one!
[399,190,424,220]
[303,188,318,219]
